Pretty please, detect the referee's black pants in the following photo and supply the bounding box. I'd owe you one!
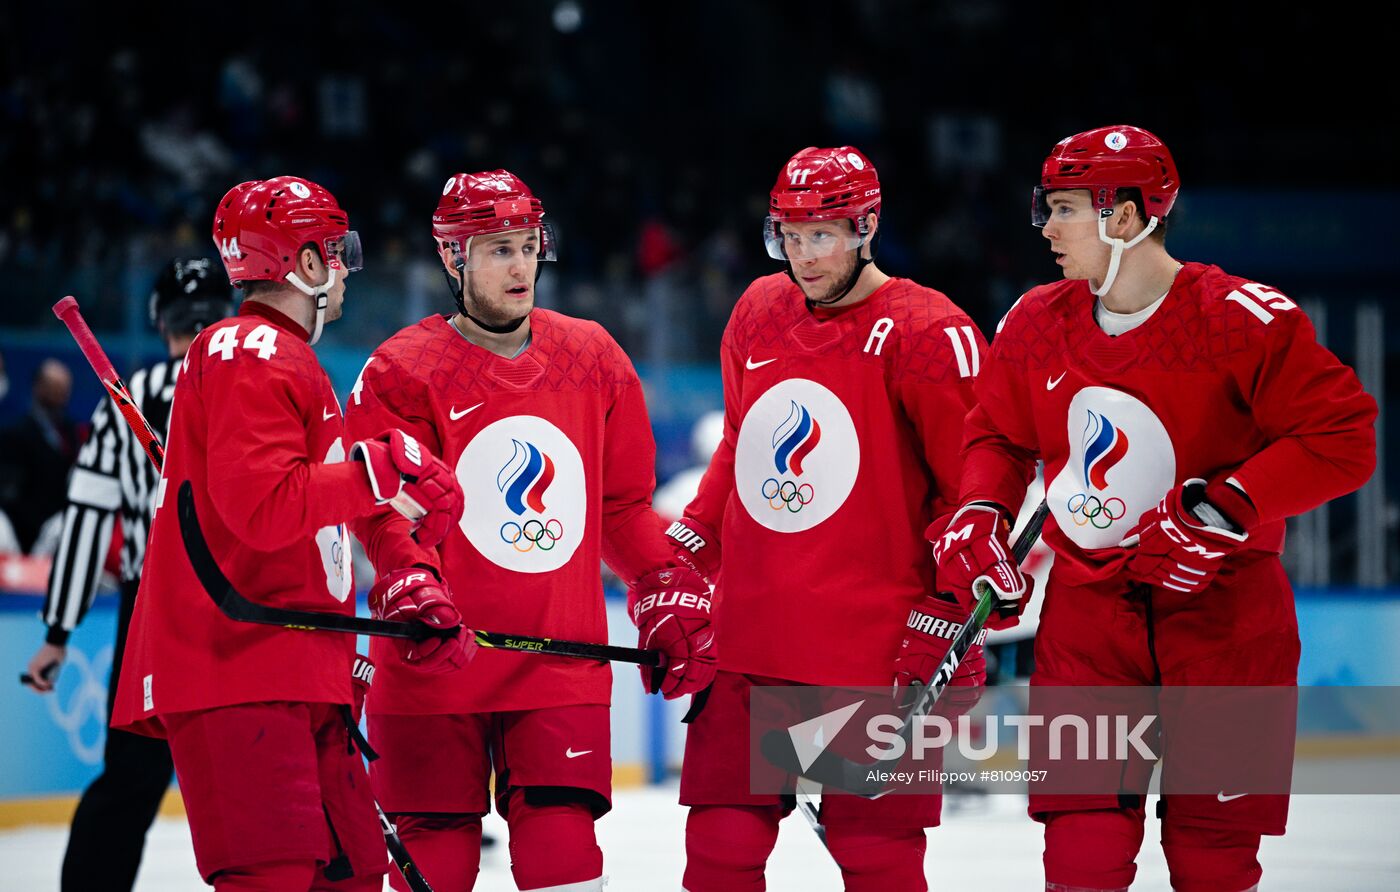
[61,578,175,892]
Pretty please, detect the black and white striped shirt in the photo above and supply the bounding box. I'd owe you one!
[42,359,177,644]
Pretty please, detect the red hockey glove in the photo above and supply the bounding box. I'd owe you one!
[1120,478,1252,595]
[350,654,375,724]
[664,515,720,585]
[628,567,717,699]
[892,592,987,714]
[931,503,1029,629]
[351,429,464,548]
[368,568,475,673]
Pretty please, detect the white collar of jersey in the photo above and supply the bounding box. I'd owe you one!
[1095,288,1169,337]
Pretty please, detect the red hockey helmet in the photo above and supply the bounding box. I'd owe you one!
[1032,125,1180,227]
[432,170,557,268]
[212,176,361,286]
[764,146,881,260]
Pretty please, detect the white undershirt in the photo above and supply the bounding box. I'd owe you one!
[1094,290,1169,337]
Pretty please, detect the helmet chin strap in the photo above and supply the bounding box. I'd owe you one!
[443,246,528,335]
[1092,211,1159,298]
[285,266,337,345]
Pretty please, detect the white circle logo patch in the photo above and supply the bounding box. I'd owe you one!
[735,378,859,532]
[847,152,865,170]
[289,181,312,198]
[456,416,586,573]
[442,176,457,196]
[1104,131,1128,152]
[1046,387,1175,550]
[315,438,352,602]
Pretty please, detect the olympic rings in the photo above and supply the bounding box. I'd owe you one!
[45,644,112,766]
[762,477,815,512]
[1066,492,1126,529]
[500,517,565,552]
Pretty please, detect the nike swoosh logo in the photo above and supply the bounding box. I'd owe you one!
[449,402,484,421]
[322,407,336,421]
[1217,792,1248,802]
[1046,372,1067,390]
[565,748,592,759]
[745,356,777,370]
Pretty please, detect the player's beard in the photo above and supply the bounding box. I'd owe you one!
[795,250,859,305]
[465,273,533,328]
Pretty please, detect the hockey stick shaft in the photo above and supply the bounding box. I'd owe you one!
[378,804,434,892]
[52,296,166,473]
[176,482,663,666]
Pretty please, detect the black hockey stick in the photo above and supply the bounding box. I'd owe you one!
[177,482,665,677]
[764,500,1050,798]
[377,803,434,891]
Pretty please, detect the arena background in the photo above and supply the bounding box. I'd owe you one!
[1,2,1396,886]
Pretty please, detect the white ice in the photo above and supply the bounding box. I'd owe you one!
[2,788,1397,890]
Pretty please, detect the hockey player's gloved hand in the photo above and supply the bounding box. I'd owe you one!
[664,515,720,585]
[892,592,986,714]
[351,429,464,548]
[350,654,374,724]
[1120,478,1253,595]
[628,567,717,699]
[931,502,1029,630]
[368,568,475,673]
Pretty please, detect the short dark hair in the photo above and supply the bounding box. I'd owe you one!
[1115,188,1167,243]
[239,280,277,298]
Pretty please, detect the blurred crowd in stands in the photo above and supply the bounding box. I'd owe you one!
[3,4,1376,356]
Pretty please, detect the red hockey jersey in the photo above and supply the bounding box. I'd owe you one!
[346,310,673,715]
[686,274,984,686]
[961,262,1377,585]
[112,303,378,738]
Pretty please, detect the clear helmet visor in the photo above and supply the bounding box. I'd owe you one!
[1032,186,1104,228]
[454,222,558,271]
[762,217,866,261]
[325,230,364,271]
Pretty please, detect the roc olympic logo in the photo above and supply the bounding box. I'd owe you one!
[497,439,564,552]
[763,400,820,513]
[1067,410,1130,528]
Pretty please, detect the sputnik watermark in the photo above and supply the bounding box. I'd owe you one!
[857,711,1160,762]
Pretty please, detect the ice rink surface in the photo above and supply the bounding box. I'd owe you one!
[2,787,1398,890]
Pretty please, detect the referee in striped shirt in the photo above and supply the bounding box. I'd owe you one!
[24,258,234,892]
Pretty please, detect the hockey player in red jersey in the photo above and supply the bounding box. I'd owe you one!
[666,146,988,891]
[110,176,468,891]
[345,169,713,891]
[938,126,1377,892]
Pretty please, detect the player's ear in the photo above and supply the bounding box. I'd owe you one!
[438,242,461,280]
[862,213,879,259]
[1112,198,1142,237]
[296,244,326,284]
